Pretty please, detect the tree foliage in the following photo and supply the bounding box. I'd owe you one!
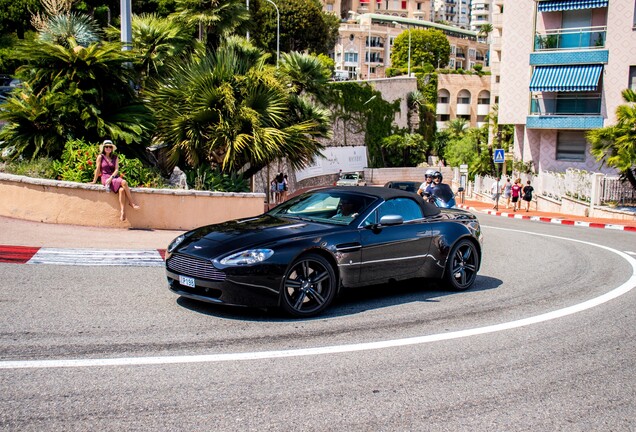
[0,37,153,159]
[0,0,41,38]
[391,28,450,70]
[251,0,339,57]
[587,89,636,189]
[147,37,332,178]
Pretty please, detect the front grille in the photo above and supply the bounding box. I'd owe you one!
[167,254,227,281]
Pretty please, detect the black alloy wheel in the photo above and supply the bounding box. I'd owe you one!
[281,253,337,317]
[444,239,479,291]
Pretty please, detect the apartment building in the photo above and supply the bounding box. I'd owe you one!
[334,13,490,79]
[498,0,634,175]
[431,0,472,28]
[470,0,492,31]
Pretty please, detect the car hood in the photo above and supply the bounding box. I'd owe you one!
[175,215,337,258]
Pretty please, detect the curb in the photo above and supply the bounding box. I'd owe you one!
[0,245,166,266]
[457,204,636,232]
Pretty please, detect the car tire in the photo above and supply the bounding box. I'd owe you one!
[280,253,337,317]
[443,239,479,291]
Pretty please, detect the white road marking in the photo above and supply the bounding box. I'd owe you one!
[2,227,635,369]
[27,248,164,266]
[625,251,636,256]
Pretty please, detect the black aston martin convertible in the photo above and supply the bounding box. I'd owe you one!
[165,186,483,317]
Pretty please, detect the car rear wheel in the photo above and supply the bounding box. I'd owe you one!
[443,239,479,291]
[281,253,336,317]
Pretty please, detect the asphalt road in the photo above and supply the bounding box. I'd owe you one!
[1,214,635,431]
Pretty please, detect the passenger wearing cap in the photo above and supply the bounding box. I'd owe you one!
[91,139,141,221]
[417,169,436,197]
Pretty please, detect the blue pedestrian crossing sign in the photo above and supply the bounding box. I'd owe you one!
[493,149,505,164]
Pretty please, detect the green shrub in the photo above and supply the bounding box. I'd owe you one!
[52,139,165,187]
[2,157,56,178]
[185,165,250,192]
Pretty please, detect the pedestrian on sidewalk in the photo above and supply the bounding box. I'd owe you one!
[91,139,141,221]
[491,177,501,209]
[502,177,512,209]
[511,178,523,211]
[522,180,534,212]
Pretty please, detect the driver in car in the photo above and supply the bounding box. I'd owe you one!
[333,197,361,218]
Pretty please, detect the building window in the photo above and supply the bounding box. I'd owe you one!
[468,48,476,59]
[448,58,455,68]
[401,0,407,9]
[456,60,463,70]
[495,75,500,83]
[630,66,636,89]
[344,52,358,63]
[438,114,450,121]
[450,45,456,55]
[557,131,587,162]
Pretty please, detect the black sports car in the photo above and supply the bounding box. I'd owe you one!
[165,186,483,317]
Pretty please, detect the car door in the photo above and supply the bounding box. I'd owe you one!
[358,197,433,285]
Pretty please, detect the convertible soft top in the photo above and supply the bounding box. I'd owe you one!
[319,186,441,217]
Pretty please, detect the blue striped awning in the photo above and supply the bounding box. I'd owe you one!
[529,64,603,92]
[537,0,608,12]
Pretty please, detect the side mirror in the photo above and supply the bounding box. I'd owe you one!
[378,215,404,226]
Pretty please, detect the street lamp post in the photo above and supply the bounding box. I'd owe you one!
[266,0,280,66]
[407,25,411,77]
[367,19,371,79]
[120,0,132,51]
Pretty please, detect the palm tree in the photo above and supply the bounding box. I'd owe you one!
[0,38,152,159]
[106,13,200,88]
[587,89,636,189]
[38,13,102,47]
[171,0,251,51]
[446,118,468,137]
[147,38,331,178]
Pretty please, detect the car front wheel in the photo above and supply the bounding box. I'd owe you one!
[443,239,479,291]
[280,253,337,317]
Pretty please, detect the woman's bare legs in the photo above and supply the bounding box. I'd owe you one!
[121,180,140,210]
[118,189,126,221]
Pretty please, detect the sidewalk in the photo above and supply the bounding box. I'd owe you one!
[456,197,636,232]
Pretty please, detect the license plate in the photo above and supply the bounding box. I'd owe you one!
[179,275,196,288]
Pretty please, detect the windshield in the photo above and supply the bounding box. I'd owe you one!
[269,191,375,225]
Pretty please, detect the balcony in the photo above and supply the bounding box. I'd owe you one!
[456,103,471,116]
[527,93,603,129]
[534,26,607,51]
[437,103,450,115]
[477,103,490,116]
[530,94,601,116]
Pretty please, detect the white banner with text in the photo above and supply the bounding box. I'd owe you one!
[294,146,368,182]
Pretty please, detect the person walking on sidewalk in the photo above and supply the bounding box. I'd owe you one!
[491,177,501,209]
[91,139,140,221]
[522,180,534,212]
[511,178,523,211]
[502,177,512,209]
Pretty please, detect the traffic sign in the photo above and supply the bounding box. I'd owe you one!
[493,149,505,164]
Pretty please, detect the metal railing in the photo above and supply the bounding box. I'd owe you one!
[530,94,602,116]
[602,177,636,206]
[534,26,607,51]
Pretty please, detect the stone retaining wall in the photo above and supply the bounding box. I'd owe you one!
[0,173,265,230]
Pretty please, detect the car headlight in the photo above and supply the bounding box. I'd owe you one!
[220,249,274,266]
[167,234,186,253]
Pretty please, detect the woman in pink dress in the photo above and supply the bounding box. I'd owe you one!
[91,139,140,221]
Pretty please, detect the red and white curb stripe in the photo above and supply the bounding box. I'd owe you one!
[0,245,166,266]
[457,205,636,232]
